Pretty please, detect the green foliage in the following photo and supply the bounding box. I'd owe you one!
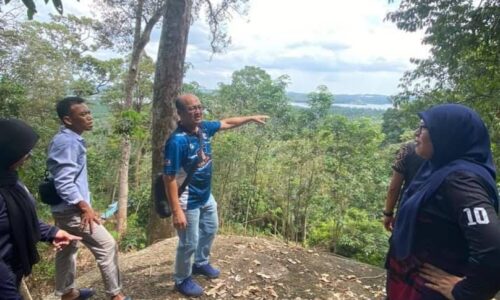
[307,208,389,266]
[216,66,290,117]
[119,214,147,251]
[113,109,145,136]
[308,85,333,120]
[335,208,389,266]
[307,219,338,249]
[128,184,152,229]
[31,243,56,281]
[387,0,500,170]
[0,77,26,117]
[209,66,391,260]
[2,0,63,19]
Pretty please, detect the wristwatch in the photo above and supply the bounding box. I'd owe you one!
[383,210,394,217]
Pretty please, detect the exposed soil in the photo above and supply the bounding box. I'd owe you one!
[43,235,387,300]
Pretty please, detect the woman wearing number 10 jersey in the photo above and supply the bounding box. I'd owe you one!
[386,104,500,300]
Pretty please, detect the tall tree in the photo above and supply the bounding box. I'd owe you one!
[149,0,193,243]
[308,85,334,120]
[96,0,166,236]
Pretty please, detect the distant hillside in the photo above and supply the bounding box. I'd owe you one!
[287,92,391,105]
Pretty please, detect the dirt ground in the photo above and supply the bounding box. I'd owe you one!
[42,235,386,300]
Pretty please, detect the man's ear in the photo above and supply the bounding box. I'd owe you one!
[62,116,72,126]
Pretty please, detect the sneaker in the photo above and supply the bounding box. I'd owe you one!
[175,277,203,297]
[76,288,95,299]
[192,263,220,278]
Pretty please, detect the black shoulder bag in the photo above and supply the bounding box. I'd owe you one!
[154,163,198,218]
[38,166,84,205]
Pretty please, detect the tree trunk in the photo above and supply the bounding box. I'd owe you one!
[148,0,193,244]
[115,0,165,238]
[20,279,32,300]
[115,0,143,238]
[134,139,145,189]
[116,136,131,236]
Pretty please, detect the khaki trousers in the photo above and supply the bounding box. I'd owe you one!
[53,208,122,297]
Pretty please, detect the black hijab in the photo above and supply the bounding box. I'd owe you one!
[391,104,498,259]
[0,119,41,276]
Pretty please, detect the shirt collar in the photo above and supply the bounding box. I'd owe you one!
[60,126,85,142]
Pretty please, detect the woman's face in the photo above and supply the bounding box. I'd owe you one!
[415,120,434,160]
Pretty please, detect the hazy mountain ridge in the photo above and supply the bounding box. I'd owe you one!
[287,92,391,105]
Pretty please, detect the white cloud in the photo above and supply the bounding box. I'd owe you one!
[185,0,429,95]
[26,0,430,95]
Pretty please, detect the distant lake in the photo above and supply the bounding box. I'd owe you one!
[291,102,392,110]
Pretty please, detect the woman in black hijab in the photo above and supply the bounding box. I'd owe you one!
[0,119,82,299]
[386,104,500,300]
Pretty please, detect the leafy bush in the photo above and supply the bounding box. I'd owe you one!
[119,214,148,251]
[335,208,389,266]
[307,208,389,266]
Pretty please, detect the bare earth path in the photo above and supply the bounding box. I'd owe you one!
[43,235,387,300]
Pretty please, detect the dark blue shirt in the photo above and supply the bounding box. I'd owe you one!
[0,182,58,264]
[164,121,221,210]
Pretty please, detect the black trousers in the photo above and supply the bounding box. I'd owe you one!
[0,260,23,300]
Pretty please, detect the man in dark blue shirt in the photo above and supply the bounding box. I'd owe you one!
[163,93,268,297]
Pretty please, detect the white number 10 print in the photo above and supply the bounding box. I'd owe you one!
[463,207,490,225]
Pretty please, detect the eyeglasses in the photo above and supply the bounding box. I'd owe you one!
[185,105,203,113]
[416,124,427,135]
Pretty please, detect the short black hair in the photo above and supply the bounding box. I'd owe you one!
[56,96,86,120]
[175,96,185,111]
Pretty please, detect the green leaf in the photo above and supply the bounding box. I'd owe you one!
[52,0,63,14]
[21,0,37,19]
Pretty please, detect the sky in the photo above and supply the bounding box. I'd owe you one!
[31,0,430,96]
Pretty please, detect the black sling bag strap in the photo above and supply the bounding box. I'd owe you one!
[177,125,204,197]
[177,161,198,197]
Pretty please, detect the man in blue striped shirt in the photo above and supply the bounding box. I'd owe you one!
[164,93,269,297]
[47,97,130,300]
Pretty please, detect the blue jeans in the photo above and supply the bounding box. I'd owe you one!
[174,195,218,284]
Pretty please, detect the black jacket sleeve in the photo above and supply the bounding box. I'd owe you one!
[442,172,500,300]
[39,220,58,243]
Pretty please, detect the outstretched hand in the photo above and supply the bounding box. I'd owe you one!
[53,229,82,251]
[252,115,270,125]
[419,263,462,300]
